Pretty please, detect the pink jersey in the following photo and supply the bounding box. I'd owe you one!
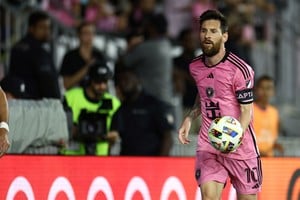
[190,51,259,159]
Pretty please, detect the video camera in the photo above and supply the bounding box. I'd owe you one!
[77,99,113,142]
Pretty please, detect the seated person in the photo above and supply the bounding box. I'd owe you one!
[62,61,120,155]
[253,75,283,157]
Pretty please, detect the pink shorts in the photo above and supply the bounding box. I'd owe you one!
[195,151,262,195]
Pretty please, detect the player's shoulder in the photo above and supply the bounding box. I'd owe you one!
[226,52,254,79]
[189,54,205,70]
[191,54,204,63]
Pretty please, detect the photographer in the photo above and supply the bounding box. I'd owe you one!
[62,62,120,155]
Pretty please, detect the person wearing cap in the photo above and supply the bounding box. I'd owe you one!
[62,62,120,155]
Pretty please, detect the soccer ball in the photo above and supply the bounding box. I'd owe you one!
[208,116,243,153]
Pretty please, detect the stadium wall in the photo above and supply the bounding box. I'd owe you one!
[0,156,299,200]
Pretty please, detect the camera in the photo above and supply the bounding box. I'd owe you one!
[77,110,107,142]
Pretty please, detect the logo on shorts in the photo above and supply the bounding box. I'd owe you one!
[252,183,260,189]
[195,169,201,180]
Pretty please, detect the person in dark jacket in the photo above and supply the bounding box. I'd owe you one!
[9,11,61,99]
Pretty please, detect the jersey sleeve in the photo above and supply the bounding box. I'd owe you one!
[233,66,254,104]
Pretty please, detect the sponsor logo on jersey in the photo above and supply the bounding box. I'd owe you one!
[207,73,214,79]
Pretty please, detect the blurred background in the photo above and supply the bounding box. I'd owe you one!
[0,0,300,157]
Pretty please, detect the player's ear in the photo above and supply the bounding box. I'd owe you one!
[222,32,228,43]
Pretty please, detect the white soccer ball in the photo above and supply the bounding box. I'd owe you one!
[208,116,243,153]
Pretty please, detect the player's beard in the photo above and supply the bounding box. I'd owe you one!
[200,38,222,57]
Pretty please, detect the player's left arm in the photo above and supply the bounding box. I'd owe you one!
[239,103,253,133]
[234,64,255,133]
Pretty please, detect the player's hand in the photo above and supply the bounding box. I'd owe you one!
[178,117,192,144]
[0,129,10,157]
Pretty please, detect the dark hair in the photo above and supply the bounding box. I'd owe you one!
[114,67,139,86]
[255,75,274,87]
[77,21,94,34]
[28,11,50,27]
[199,10,228,33]
[146,13,168,34]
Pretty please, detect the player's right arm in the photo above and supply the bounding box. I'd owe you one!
[0,87,10,157]
[178,95,201,144]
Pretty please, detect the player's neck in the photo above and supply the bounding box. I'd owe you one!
[205,48,226,66]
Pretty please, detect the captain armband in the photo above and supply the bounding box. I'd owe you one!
[236,88,253,104]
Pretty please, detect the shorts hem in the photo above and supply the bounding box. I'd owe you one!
[197,176,227,187]
[235,188,261,195]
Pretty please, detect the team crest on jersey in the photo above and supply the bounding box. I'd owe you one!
[206,87,214,98]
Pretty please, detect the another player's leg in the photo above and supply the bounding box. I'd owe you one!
[200,181,224,200]
[237,193,257,200]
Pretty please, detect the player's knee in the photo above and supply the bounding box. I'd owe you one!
[237,194,257,200]
[200,188,221,200]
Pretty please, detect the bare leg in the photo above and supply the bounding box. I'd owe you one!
[200,181,224,200]
[237,193,257,200]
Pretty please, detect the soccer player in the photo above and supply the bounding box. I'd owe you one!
[178,10,262,200]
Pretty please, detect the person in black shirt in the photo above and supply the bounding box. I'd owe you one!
[173,28,198,109]
[9,11,61,99]
[60,22,105,90]
[112,69,174,156]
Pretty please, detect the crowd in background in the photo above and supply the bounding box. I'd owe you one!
[0,0,296,157]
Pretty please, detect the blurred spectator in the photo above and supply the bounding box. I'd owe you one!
[173,28,198,110]
[62,61,120,155]
[251,0,276,77]
[8,11,61,99]
[164,0,193,39]
[112,69,174,156]
[192,0,216,32]
[122,13,173,105]
[127,0,156,34]
[46,0,82,27]
[0,76,28,100]
[60,22,105,90]
[85,0,119,32]
[225,14,255,65]
[253,75,284,157]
